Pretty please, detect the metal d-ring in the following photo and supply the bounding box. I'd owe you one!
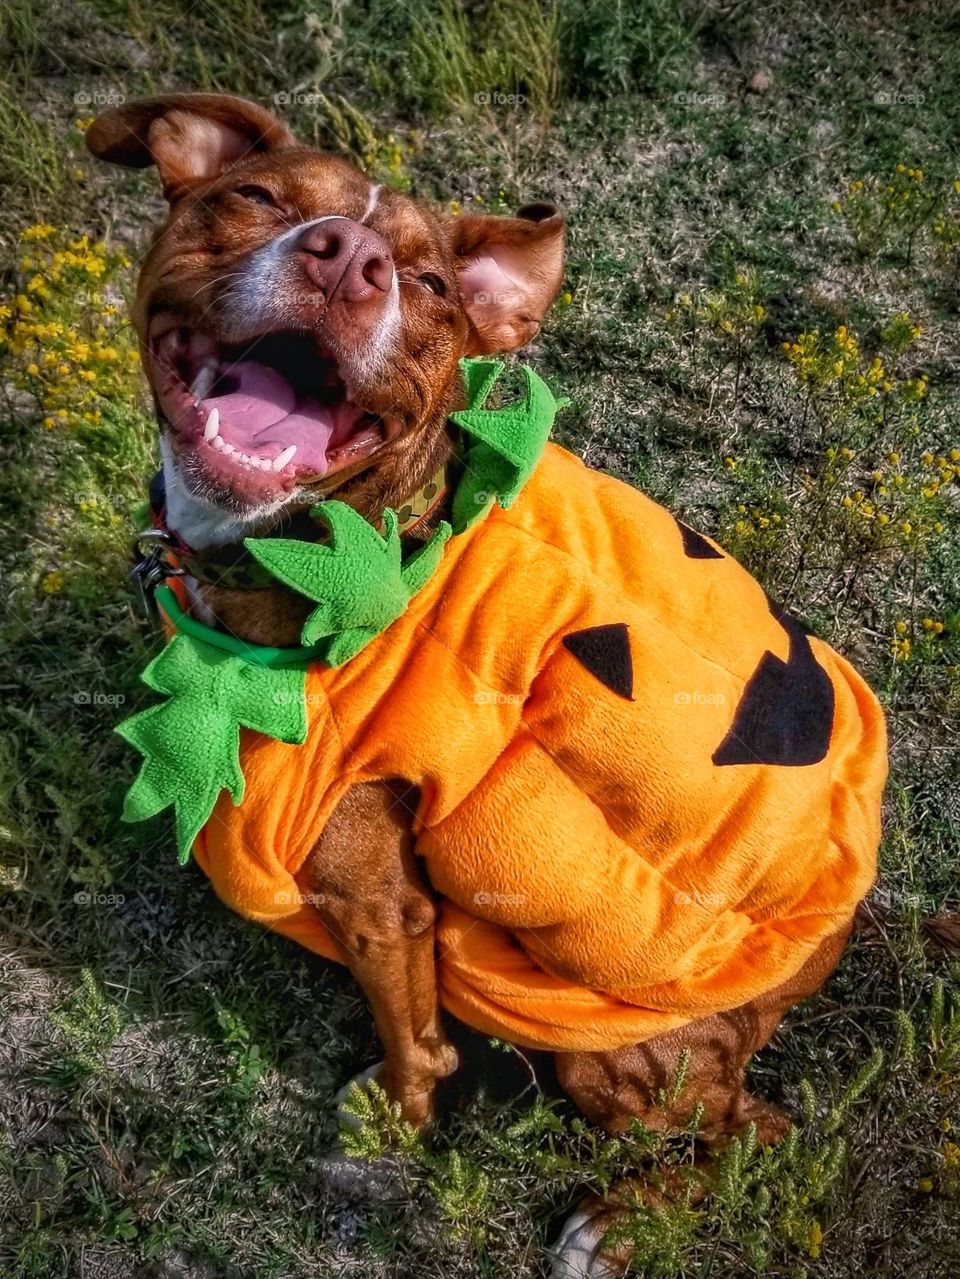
[130,527,186,620]
[132,527,180,552]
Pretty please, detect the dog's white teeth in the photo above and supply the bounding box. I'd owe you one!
[235,451,261,470]
[191,363,217,401]
[206,429,290,472]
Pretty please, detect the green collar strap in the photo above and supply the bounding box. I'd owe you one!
[118,356,567,863]
[153,584,328,667]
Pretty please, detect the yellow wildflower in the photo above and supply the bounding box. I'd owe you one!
[808,1221,824,1260]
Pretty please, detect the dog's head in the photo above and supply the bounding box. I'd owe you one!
[87,94,564,539]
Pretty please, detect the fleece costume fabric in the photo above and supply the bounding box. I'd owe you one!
[122,369,887,1053]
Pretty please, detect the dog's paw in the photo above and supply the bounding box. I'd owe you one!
[549,1205,626,1279]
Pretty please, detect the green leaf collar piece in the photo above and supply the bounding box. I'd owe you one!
[118,356,566,863]
[118,614,309,864]
[448,358,568,532]
[247,504,452,668]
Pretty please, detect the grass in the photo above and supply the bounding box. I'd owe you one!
[408,0,563,120]
[1,1,959,1275]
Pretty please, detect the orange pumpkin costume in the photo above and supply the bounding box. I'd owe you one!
[172,439,887,1052]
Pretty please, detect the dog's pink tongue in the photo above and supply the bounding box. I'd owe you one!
[209,360,336,469]
[211,361,295,432]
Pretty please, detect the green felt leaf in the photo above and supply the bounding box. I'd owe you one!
[450,362,566,532]
[247,506,455,663]
[460,357,503,410]
[400,520,452,596]
[246,503,409,647]
[117,634,308,863]
[321,626,381,668]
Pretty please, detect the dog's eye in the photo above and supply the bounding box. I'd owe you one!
[234,185,276,207]
[419,273,447,297]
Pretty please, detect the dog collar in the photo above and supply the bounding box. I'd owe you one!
[379,462,451,536]
[145,456,452,591]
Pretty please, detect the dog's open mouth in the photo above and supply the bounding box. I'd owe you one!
[149,319,400,506]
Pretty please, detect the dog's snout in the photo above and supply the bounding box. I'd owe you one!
[297,217,394,302]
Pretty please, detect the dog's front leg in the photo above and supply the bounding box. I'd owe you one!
[301,779,458,1129]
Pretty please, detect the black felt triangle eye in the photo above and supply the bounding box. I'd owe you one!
[675,517,724,560]
[563,624,634,700]
[713,609,834,766]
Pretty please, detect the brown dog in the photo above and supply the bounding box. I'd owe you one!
[88,94,874,1277]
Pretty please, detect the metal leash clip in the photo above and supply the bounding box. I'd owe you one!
[130,528,185,622]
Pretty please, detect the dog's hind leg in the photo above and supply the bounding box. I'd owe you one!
[301,779,458,1130]
[549,925,851,1278]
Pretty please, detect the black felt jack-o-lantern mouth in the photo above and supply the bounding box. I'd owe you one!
[561,516,836,769]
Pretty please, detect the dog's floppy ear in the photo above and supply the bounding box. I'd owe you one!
[86,93,297,201]
[446,203,565,354]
